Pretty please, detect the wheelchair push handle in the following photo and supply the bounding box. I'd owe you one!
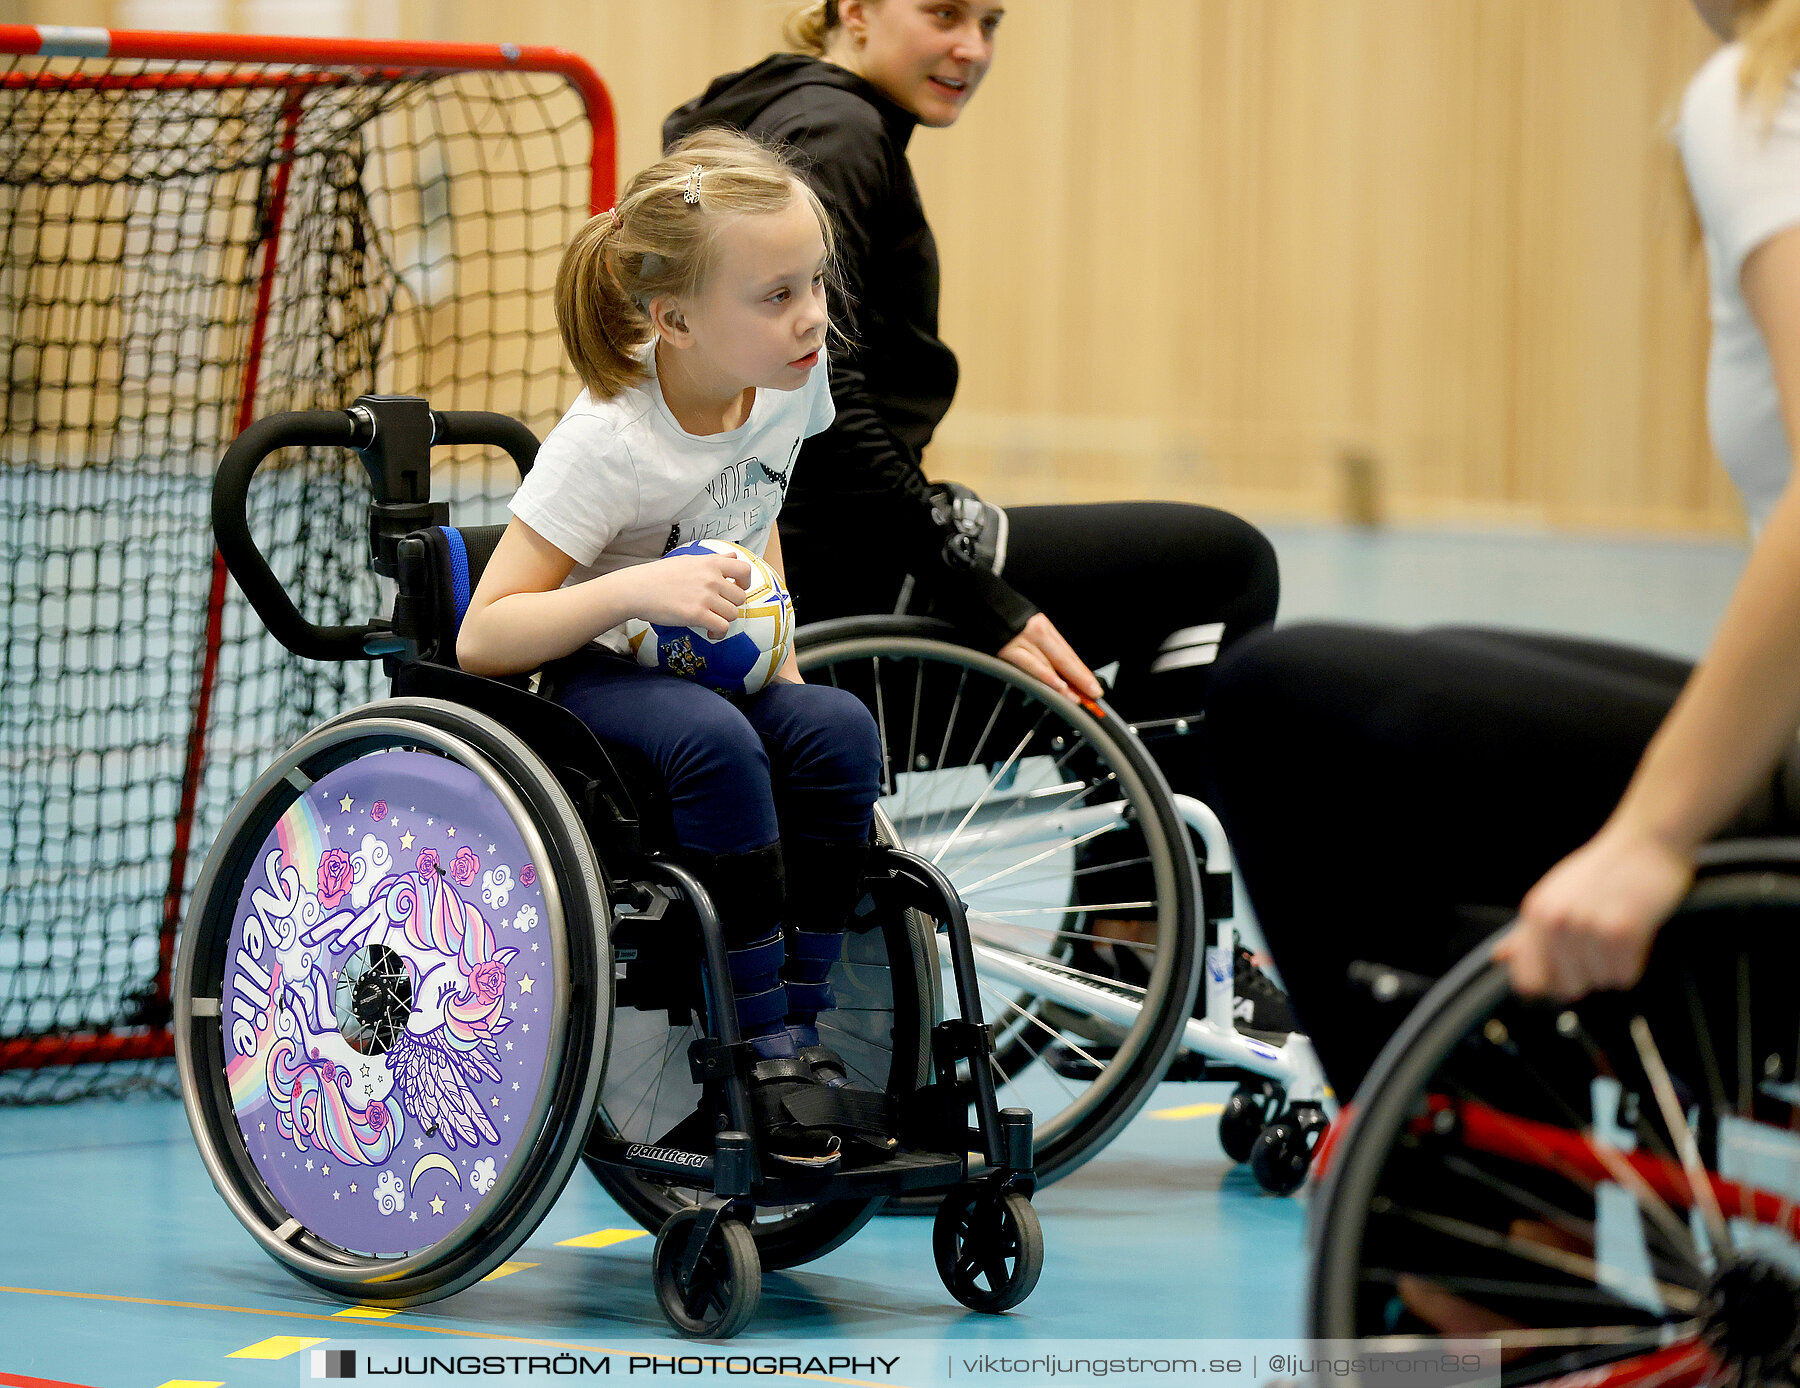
[431,410,541,475]
[212,396,540,663]
[214,408,377,663]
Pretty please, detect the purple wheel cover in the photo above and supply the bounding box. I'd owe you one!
[221,750,556,1257]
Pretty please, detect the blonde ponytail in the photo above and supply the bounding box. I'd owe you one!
[555,212,647,400]
[784,1,837,57]
[1737,0,1800,121]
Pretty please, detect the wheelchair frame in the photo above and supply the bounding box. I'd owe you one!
[178,395,1043,1336]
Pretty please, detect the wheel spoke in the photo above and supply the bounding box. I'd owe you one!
[1444,1051,1705,1272]
[871,655,894,799]
[1630,1015,1733,1259]
[932,717,1054,868]
[1384,1205,1701,1313]
[1435,1153,1699,1292]
[1360,1268,1678,1309]
[955,820,1121,894]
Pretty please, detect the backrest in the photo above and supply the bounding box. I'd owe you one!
[393,524,509,668]
[388,521,675,858]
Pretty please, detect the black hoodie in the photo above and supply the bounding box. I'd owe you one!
[665,55,1038,645]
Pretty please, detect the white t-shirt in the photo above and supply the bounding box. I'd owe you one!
[510,345,835,652]
[1679,44,1800,536]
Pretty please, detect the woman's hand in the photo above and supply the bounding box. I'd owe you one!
[627,552,752,638]
[998,613,1104,702]
[1493,826,1694,1001]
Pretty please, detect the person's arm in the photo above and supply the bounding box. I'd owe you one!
[457,518,751,678]
[763,523,805,686]
[1498,224,1800,999]
[770,101,1096,697]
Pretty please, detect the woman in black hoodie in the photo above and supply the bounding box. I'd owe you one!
[666,0,1294,1033]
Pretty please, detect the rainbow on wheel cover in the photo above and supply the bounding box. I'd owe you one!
[625,540,793,696]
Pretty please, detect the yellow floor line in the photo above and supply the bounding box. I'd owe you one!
[1147,1101,1224,1120]
[480,1262,540,1281]
[331,1306,399,1319]
[228,1336,327,1359]
[553,1229,648,1250]
[154,1381,226,1387]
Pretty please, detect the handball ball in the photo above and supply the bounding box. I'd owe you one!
[625,540,793,696]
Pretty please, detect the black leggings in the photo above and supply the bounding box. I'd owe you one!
[1205,621,1800,1098]
[788,501,1281,803]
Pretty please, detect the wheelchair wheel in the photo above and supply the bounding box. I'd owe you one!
[932,1186,1045,1313]
[653,1209,761,1339]
[174,698,611,1305]
[585,809,938,1270]
[1310,851,1800,1386]
[797,619,1202,1189]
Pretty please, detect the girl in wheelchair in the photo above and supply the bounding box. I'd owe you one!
[456,128,888,1174]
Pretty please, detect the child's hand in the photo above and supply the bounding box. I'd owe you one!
[628,552,753,639]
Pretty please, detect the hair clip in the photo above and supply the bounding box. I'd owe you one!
[683,164,703,205]
[607,206,621,228]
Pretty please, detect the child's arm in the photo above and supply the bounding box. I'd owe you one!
[763,525,804,685]
[457,518,751,677]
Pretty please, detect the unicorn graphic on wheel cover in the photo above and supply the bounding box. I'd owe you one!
[276,864,518,1155]
[309,866,517,1149]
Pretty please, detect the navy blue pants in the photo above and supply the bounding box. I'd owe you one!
[547,651,881,856]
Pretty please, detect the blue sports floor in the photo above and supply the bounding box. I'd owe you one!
[0,521,1746,1388]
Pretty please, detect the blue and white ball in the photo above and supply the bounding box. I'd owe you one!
[625,540,793,696]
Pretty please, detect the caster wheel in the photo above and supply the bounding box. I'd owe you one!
[1249,1118,1313,1195]
[653,1209,760,1339]
[932,1188,1044,1313]
[1219,1081,1282,1165]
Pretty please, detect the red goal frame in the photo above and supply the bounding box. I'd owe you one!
[0,25,616,1073]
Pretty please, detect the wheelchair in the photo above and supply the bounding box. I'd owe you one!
[791,624,1333,1195]
[174,396,1043,1338]
[1308,841,1800,1386]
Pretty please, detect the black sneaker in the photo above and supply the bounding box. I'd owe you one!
[1231,946,1298,1036]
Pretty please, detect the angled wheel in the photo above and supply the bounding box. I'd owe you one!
[653,1209,761,1339]
[933,1187,1044,1313]
[586,808,937,1269]
[1220,1080,1284,1165]
[798,618,1202,1190]
[1249,1118,1312,1195]
[174,697,610,1305]
[1310,847,1800,1386]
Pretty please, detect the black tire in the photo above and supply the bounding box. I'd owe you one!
[1220,1083,1280,1166]
[932,1187,1045,1313]
[653,1210,761,1339]
[586,808,936,1270]
[1310,848,1800,1386]
[174,698,610,1305]
[1248,1118,1311,1195]
[797,618,1202,1191]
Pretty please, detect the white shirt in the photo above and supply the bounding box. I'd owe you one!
[1679,44,1800,536]
[510,345,835,652]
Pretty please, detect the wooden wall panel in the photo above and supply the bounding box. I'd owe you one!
[32,0,1737,533]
